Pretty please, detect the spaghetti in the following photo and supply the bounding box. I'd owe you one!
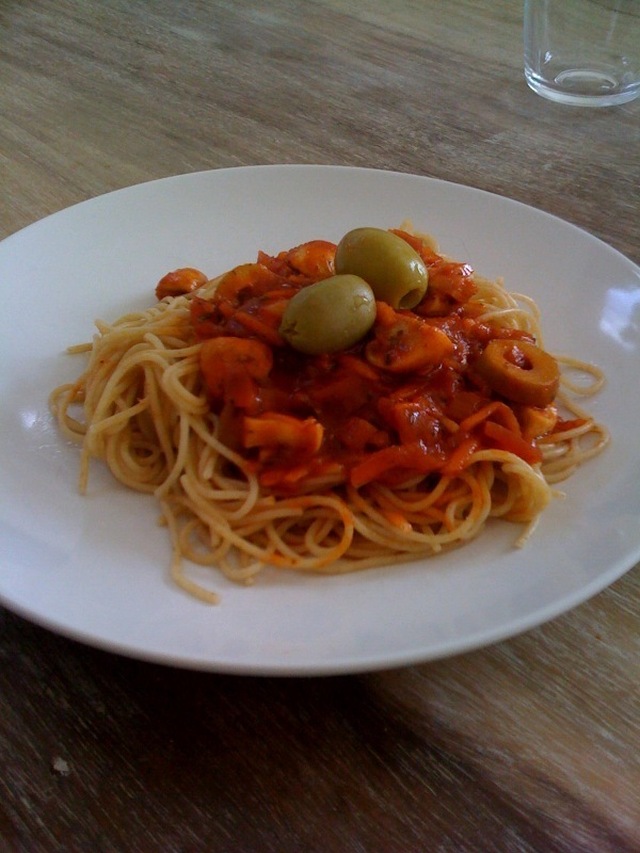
[50,227,608,602]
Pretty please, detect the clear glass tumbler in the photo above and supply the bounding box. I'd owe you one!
[524,0,640,107]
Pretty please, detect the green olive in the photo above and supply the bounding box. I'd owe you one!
[279,275,376,355]
[335,227,428,309]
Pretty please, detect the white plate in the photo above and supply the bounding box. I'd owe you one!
[1,165,639,675]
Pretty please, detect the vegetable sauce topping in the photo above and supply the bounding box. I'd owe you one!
[169,228,566,495]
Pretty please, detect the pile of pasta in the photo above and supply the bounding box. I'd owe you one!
[50,227,608,602]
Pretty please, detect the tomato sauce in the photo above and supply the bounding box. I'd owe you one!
[188,232,558,492]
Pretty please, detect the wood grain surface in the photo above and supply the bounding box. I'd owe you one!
[1,1,639,851]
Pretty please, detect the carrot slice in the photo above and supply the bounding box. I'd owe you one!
[483,421,542,464]
[349,442,442,488]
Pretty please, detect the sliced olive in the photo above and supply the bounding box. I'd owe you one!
[335,227,428,309]
[279,275,376,355]
[476,339,560,407]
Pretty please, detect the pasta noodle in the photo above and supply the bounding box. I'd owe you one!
[50,227,608,602]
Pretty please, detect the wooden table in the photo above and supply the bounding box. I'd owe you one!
[1,2,639,850]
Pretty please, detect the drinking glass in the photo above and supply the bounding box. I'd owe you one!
[524,0,640,106]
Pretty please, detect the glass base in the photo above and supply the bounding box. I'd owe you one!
[525,67,640,107]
